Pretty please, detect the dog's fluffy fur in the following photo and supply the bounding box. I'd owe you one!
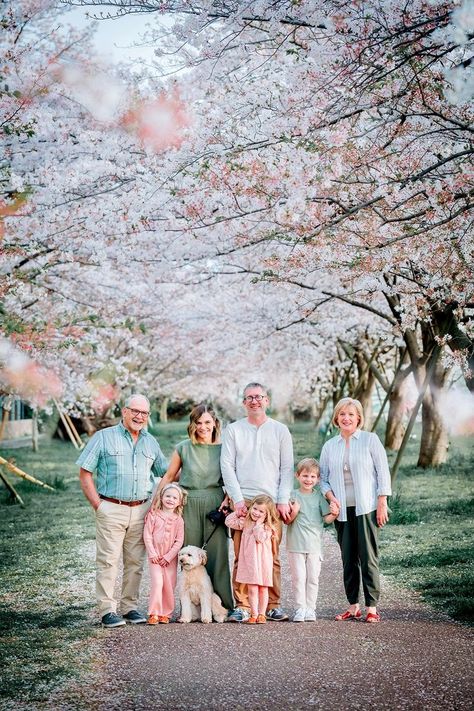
[177,545,228,623]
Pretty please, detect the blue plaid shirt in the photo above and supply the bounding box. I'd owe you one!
[77,422,168,502]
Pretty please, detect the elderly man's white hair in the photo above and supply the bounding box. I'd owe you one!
[124,394,150,409]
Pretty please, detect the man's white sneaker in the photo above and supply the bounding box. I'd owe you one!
[305,609,316,621]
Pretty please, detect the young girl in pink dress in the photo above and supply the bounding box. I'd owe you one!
[144,483,186,624]
[225,494,279,624]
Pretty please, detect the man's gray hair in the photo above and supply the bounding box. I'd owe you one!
[243,382,268,395]
[124,394,150,409]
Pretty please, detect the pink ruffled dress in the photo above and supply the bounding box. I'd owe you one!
[226,512,273,587]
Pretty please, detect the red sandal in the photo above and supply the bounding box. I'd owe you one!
[365,612,381,623]
[334,609,362,621]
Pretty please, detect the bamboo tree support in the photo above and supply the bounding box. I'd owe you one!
[0,455,55,490]
[53,398,81,450]
[390,346,440,484]
[0,467,25,506]
[63,411,84,448]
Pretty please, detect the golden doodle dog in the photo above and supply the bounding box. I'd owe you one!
[177,545,228,623]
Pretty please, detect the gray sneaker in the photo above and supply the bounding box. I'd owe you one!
[226,608,250,623]
[101,612,125,628]
[266,607,289,621]
[123,610,147,624]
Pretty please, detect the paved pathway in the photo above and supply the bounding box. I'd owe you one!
[50,533,473,711]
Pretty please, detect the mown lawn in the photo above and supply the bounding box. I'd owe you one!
[0,421,472,705]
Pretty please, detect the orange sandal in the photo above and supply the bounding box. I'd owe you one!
[244,616,258,624]
[256,614,267,624]
[365,612,381,623]
[334,609,362,621]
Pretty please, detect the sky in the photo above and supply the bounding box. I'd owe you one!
[63,5,159,66]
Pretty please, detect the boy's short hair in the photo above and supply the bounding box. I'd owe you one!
[296,457,320,476]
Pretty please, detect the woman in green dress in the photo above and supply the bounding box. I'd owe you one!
[158,403,233,610]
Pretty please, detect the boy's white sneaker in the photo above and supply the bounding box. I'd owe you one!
[293,608,306,622]
[305,609,316,621]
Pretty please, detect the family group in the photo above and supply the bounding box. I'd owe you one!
[77,383,392,628]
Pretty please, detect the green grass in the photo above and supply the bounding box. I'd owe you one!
[0,431,186,705]
[0,422,472,704]
[378,451,474,623]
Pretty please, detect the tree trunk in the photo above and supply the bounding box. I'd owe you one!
[418,390,449,467]
[32,410,39,452]
[312,395,330,429]
[417,349,451,468]
[354,352,375,429]
[159,398,169,423]
[385,370,409,451]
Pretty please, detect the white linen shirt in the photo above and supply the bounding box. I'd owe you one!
[319,429,391,522]
[220,417,294,504]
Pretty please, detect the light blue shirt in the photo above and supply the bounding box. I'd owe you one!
[319,429,391,522]
[77,422,167,501]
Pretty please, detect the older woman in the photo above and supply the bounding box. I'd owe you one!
[158,403,233,610]
[320,397,391,623]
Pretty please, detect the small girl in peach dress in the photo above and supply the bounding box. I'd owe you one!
[144,483,186,624]
[225,494,279,624]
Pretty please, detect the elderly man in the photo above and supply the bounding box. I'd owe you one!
[221,382,294,622]
[78,394,167,628]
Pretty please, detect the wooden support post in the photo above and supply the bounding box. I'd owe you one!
[0,467,25,506]
[53,398,80,450]
[63,411,84,448]
[0,455,55,491]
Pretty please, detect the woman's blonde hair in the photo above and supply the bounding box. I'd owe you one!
[151,483,187,516]
[331,397,365,429]
[296,457,320,477]
[187,403,221,444]
[245,494,279,535]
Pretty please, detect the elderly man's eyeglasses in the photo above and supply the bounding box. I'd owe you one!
[126,407,150,418]
[244,394,266,403]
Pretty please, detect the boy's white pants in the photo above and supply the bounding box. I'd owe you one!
[287,551,322,611]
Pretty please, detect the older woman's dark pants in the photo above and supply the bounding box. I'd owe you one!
[334,507,380,607]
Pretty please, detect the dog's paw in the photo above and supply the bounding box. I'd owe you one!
[177,617,191,623]
[201,617,212,624]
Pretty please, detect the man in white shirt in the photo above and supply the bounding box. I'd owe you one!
[221,382,294,622]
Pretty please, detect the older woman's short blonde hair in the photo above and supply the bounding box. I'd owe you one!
[332,397,365,429]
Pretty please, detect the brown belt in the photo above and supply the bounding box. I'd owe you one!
[99,495,148,507]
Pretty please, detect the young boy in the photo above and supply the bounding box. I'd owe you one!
[286,458,339,622]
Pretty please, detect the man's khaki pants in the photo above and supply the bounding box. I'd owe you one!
[231,499,283,611]
[95,499,149,617]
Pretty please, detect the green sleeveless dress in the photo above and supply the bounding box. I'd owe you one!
[175,439,233,610]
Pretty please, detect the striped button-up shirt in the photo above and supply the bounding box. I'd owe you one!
[77,422,168,502]
[319,429,391,522]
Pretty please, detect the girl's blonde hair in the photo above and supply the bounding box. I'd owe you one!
[245,494,279,535]
[331,397,365,429]
[151,483,187,516]
[296,457,320,477]
[187,403,221,444]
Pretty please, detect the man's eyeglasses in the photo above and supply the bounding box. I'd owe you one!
[126,407,150,418]
[243,394,267,403]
